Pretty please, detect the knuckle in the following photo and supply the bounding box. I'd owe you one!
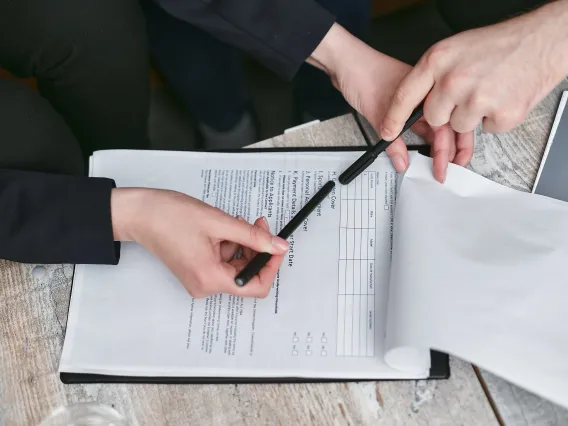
[449,116,470,134]
[258,286,271,299]
[450,118,472,134]
[423,103,440,127]
[493,109,524,131]
[423,43,448,69]
[392,87,406,107]
[248,224,261,242]
[187,286,206,299]
[382,114,399,130]
[440,72,468,96]
[467,91,489,112]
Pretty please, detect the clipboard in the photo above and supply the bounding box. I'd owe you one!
[61,144,449,385]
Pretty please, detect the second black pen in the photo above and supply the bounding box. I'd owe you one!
[234,180,336,286]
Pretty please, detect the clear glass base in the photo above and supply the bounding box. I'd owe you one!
[38,403,128,426]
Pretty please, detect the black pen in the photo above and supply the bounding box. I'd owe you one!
[339,104,424,185]
[235,180,335,287]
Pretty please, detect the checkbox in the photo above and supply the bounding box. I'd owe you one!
[292,350,298,356]
[321,350,327,356]
[384,205,389,210]
[321,337,327,343]
[306,337,312,343]
[293,337,299,342]
[306,350,312,356]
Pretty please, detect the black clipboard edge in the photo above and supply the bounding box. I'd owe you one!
[205,144,431,156]
[60,351,448,384]
[61,143,448,384]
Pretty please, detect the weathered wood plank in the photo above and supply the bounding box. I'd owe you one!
[250,113,367,149]
[481,370,568,426]
[1,109,499,426]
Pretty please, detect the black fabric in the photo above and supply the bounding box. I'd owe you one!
[0,0,150,266]
[0,0,553,268]
[436,0,549,33]
[0,0,150,156]
[152,0,336,80]
[0,80,120,265]
[0,169,120,265]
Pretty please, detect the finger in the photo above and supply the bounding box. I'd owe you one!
[450,97,487,133]
[220,216,247,261]
[380,62,435,141]
[213,213,288,255]
[423,85,456,128]
[220,241,240,262]
[241,217,270,261]
[222,254,285,298]
[431,125,453,183]
[482,109,525,134]
[447,128,457,163]
[453,131,475,167]
[411,119,435,145]
[385,137,409,172]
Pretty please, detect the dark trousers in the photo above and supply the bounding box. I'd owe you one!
[0,0,150,174]
[141,0,372,132]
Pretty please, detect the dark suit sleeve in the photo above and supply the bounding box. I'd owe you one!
[154,0,336,80]
[0,169,120,265]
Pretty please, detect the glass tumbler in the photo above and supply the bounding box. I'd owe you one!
[38,403,129,426]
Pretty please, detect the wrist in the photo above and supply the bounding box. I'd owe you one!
[523,0,568,80]
[110,188,152,242]
[307,23,359,77]
[543,0,568,77]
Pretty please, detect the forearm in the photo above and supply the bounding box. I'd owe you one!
[307,23,393,81]
[0,170,119,265]
[154,0,335,80]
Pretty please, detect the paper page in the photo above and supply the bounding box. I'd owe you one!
[385,152,568,408]
[59,150,428,379]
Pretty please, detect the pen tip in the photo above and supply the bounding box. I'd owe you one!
[235,278,245,287]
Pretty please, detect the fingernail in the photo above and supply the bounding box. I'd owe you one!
[262,216,269,228]
[237,216,245,222]
[392,155,407,172]
[381,126,394,141]
[272,236,289,252]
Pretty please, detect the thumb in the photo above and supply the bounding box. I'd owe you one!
[385,136,409,172]
[215,215,289,255]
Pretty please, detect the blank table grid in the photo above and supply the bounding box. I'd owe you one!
[336,172,376,357]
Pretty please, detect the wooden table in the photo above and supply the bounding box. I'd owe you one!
[1,79,568,426]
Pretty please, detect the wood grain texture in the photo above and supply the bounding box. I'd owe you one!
[0,112,499,425]
[250,114,367,149]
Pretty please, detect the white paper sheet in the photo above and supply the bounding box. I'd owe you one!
[386,152,568,408]
[59,150,429,380]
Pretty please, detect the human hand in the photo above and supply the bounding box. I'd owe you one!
[307,23,474,182]
[110,188,288,298]
[380,1,568,144]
